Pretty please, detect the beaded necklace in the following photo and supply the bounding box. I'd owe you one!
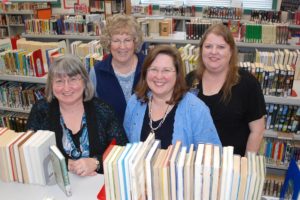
[148,96,170,134]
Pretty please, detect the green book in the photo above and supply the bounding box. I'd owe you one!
[50,145,72,197]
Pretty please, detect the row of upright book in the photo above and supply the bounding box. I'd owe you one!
[24,14,104,36]
[0,128,72,196]
[185,21,292,45]
[265,103,300,133]
[0,111,28,132]
[103,133,266,200]
[259,137,300,167]
[0,81,45,111]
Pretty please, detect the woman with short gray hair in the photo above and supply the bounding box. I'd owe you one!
[26,54,128,175]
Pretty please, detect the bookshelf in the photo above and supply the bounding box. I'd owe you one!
[0,74,47,84]
[0,10,34,37]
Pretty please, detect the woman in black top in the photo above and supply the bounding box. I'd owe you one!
[195,24,266,156]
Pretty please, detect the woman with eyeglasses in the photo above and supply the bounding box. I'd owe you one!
[89,14,145,124]
[26,54,128,176]
[124,45,221,148]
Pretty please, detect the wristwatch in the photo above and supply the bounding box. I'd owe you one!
[95,158,101,172]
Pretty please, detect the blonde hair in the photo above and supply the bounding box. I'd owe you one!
[100,14,143,52]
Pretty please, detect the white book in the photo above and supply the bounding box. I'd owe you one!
[211,145,221,200]
[117,143,133,200]
[176,146,187,200]
[32,130,56,185]
[218,146,228,200]
[126,142,143,199]
[184,144,194,200]
[253,154,261,199]
[202,144,213,200]
[145,140,161,200]
[170,141,182,200]
[103,145,118,200]
[249,153,257,200]
[194,143,204,200]
[244,152,254,200]
[131,133,155,200]
[108,146,123,200]
[256,155,266,199]
[23,130,46,184]
[224,146,234,200]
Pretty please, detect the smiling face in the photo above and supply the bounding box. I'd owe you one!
[202,33,232,74]
[110,33,135,65]
[146,54,177,100]
[52,74,84,106]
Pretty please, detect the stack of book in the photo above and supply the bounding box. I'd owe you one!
[103,133,266,200]
[0,127,72,196]
[0,128,56,185]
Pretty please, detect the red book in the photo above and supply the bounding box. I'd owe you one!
[97,139,116,200]
[32,49,46,77]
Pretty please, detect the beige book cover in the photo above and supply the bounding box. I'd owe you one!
[230,154,241,200]
[184,144,194,200]
[170,141,182,200]
[237,156,248,200]
[0,129,20,182]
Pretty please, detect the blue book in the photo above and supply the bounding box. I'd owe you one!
[280,159,300,199]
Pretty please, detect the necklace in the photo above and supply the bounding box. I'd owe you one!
[148,97,170,134]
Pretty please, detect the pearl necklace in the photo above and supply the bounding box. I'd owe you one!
[148,97,170,134]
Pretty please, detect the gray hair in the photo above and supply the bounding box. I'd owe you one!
[100,14,143,52]
[45,54,94,102]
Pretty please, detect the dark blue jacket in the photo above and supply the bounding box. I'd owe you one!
[90,52,145,123]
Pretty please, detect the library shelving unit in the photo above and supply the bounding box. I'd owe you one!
[0,10,34,37]
[21,33,100,52]
[0,74,47,114]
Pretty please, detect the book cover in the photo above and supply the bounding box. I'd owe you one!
[32,49,45,77]
[50,145,72,197]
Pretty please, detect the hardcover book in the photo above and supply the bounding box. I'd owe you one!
[49,145,72,197]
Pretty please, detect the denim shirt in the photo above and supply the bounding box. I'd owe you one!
[124,92,221,148]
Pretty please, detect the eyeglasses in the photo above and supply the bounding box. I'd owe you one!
[147,67,176,76]
[53,76,82,87]
[111,38,134,47]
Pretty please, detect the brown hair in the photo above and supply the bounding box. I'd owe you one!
[100,14,143,52]
[135,45,188,105]
[197,23,240,103]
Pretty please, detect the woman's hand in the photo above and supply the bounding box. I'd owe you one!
[68,158,98,176]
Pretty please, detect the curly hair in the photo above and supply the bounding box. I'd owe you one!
[100,14,143,53]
